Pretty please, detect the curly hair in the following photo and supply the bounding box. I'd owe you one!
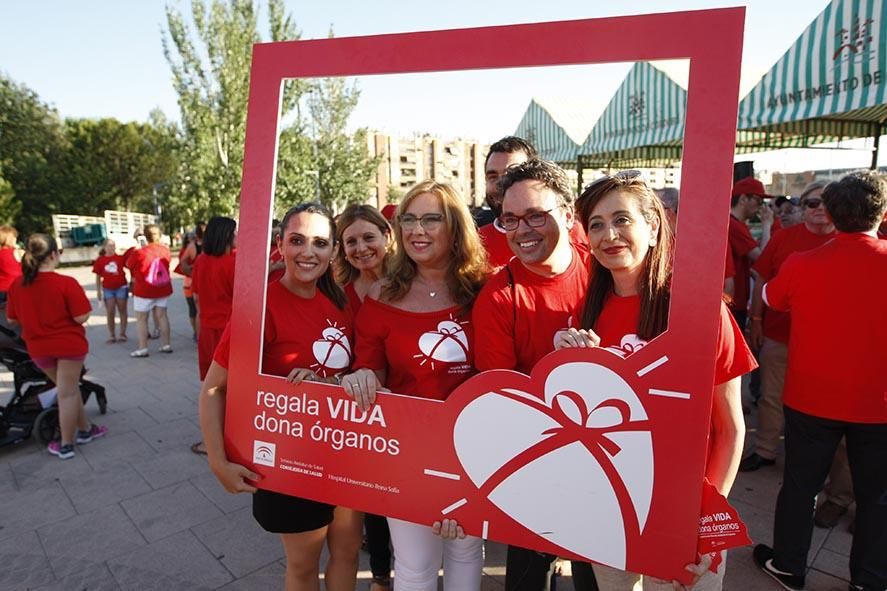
[382,180,489,311]
[575,172,674,340]
[822,171,887,233]
[497,159,575,207]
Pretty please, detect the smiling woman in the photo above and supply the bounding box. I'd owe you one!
[340,180,489,591]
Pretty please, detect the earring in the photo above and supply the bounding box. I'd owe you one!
[649,238,657,247]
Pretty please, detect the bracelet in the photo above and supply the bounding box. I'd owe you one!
[332,374,343,385]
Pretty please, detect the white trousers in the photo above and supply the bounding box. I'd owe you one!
[388,517,484,591]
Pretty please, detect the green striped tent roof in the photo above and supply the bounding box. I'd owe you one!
[737,0,887,150]
[513,99,585,164]
[580,62,686,169]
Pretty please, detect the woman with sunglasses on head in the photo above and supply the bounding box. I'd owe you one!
[199,203,362,591]
[334,203,396,591]
[341,180,489,591]
[555,173,756,591]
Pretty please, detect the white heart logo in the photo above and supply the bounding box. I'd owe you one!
[417,320,469,364]
[312,326,351,374]
[453,361,654,569]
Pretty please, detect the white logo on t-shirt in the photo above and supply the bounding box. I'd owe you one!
[104,261,118,274]
[604,334,648,358]
[311,320,351,376]
[415,318,470,369]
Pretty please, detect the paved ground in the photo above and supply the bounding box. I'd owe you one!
[0,265,857,591]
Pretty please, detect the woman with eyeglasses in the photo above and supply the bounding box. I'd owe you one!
[555,173,756,590]
[341,180,489,591]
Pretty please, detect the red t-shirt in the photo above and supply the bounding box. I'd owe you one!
[354,298,475,400]
[473,245,590,374]
[763,233,887,423]
[268,244,284,283]
[7,272,92,358]
[344,282,362,314]
[594,294,757,384]
[191,252,236,329]
[479,223,588,269]
[215,283,353,378]
[126,243,173,299]
[0,247,22,292]
[727,216,758,313]
[724,247,735,280]
[261,281,353,378]
[752,223,835,343]
[92,254,127,290]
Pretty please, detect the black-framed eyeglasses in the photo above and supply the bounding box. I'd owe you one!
[398,213,444,231]
[497,207,559,231]
[803,198,823,209]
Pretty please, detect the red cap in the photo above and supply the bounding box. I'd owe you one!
[381,204,397,220]
[731,176,772,198]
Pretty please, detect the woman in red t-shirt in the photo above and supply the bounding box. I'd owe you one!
[341,180,489,591]
[333,204,394,590]
[174,230,199,341]
[335,204,393,314]
[192,216,236,381]
[199,203,362,591]
[7,234,107,460]
[92,239,129,343]
[557,174,756,590]
[0,224,22,304]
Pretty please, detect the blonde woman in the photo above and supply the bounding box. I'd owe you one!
[342,180,489,591]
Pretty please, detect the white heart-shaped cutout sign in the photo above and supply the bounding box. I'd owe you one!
[453,361,654,569]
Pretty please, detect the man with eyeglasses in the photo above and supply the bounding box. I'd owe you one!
[472,159,597,591]
[739,180,835,474]
[753,171,887,591]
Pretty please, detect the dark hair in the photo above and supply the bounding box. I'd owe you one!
[729,194,741,208]
[21,233,59,286]
[575,172,673,340]
[202,216,237,256]
[822,171,887,233]
[498,159,575,207]
[334,204,393,285]
[279,202,347,309]
[485,136,538,168]
[195,221,206,240]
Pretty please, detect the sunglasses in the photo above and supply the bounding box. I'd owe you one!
[803,199,823,209]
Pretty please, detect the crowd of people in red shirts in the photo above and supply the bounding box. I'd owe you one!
[1,133,884,591]
[193,135,885,591]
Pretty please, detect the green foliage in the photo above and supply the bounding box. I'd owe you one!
[163,1,375,218]
[305,77,377,212]
[0,167,20,225]
[0,74,67,234]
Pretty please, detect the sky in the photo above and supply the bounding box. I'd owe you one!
[1,0,881,174]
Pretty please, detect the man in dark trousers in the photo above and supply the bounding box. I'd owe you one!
[753,171,887,591]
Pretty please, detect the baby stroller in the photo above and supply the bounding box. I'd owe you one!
[0,318,107,447]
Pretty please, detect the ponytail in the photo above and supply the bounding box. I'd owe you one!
[22,234,58,286]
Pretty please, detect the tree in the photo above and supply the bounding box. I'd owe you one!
[0,166,19,225]
[162,1,375,218]
[57,118,176,216]
[0,74,67,234]
[305,77,377,212]
[163,0,306,221]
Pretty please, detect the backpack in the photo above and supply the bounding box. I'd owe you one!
[145,256,171,287]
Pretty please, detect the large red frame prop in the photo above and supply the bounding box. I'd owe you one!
[226,9,745,582]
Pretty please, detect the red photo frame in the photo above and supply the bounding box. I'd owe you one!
[225,8,745,581]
